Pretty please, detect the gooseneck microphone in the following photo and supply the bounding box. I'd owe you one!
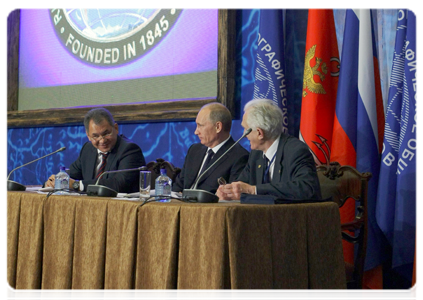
[86,166,147,197]
[7,147,67,191]
[182,128,252,203]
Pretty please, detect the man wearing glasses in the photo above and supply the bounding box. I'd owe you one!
[44,107,145,193]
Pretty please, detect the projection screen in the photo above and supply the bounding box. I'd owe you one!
[18,9,218,111]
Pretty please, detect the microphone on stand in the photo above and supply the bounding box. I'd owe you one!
[182,128,252,203]
[86,166,147,197]
[7,147,67,191]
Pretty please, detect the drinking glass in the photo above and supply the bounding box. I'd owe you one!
[139,171,151,198]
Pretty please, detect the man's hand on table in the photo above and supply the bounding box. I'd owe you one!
[44,175,55,188]
[216,181,256,200]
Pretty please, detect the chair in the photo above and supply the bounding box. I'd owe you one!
[146,158,181,189]
[316,161,371,289]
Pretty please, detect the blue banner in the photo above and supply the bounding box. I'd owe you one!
[253,9,288,133]
[376,9,416,280]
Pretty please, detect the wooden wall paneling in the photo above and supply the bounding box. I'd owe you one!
[5,8,20,111]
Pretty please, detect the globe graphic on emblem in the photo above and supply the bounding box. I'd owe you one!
[253,53,277,101]
[64,9,161,42]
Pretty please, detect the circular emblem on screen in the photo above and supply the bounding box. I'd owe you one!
[50,9,181,67]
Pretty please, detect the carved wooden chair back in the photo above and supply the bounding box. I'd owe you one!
[317,161,372,289]
[146,158,181,189]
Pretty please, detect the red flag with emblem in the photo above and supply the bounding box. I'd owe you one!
[299,10,356,265]
[299,9,339,165]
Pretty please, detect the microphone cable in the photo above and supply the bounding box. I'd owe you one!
[138,195,172,207]
[138,194,200,207]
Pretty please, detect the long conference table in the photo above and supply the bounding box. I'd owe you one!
[7,190,346,289]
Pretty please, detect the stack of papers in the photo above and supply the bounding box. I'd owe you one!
[115,190,182,200]
[26,186,82,196]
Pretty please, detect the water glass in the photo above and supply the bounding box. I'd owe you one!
[139,170,151,199]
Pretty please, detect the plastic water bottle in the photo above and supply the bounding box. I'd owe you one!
[54,166,69,195]
[155,169,172,202]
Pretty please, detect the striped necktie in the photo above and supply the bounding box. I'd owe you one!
[95,152,109,179]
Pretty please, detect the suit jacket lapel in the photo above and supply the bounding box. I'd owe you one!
[88,146,98,180]
[272,134,287,184]
[256,154,266,184]
[195,137,234,186]
[106,151,117,174]
[187,146,207,188]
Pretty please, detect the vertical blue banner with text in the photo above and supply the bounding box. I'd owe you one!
[253,10,288,133]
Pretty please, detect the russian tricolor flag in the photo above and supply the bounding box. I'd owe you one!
[330,9,386,279]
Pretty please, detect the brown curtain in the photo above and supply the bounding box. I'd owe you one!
[8,193,346,290]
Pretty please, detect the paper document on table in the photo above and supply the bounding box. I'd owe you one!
[171,191,182,199]
[118,192,140,198]
[37,187,54,192]
[25,186,44,192]
[114,194,143,201]
[116,190,155,199]
[36,187,82,196]
[120,190,182,198]
[115,190,181,200]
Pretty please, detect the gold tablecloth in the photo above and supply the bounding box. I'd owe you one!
[7,191,346,289]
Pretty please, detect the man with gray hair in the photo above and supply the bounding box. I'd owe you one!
[45,107,145,193]
[173,102,249,194]
[217,99,321,200]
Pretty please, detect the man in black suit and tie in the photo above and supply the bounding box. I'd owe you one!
[217,99,321,201]
[173,102,249,194]
[44,107,145,193]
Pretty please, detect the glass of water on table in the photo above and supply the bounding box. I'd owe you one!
[139,170,151,199]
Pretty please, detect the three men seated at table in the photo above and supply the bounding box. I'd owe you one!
[44,108,145,193]
[44,99,321,201]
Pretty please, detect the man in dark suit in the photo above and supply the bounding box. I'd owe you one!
[173,102,249,194]
[45,108,145,193]
[217,99,321,200]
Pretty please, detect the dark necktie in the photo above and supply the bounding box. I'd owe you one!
[199,149,214,176]
[96,153,109,179]
[263,156,270,184]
